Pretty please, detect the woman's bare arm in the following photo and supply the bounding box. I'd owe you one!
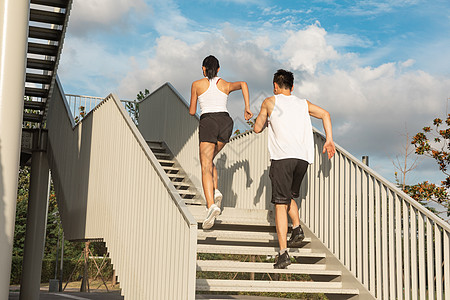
[189,82,198,116]
[228,81,253,120]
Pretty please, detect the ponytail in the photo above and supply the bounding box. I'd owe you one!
[202,55,220,80]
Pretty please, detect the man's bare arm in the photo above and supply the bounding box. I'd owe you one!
[254,99,269,133]
[307,100,335,159]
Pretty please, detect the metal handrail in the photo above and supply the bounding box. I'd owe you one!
[303,129,450,299]
[64,93,137,119]
[220,114,450,299]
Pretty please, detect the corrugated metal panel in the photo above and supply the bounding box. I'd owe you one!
[46,78,197,300]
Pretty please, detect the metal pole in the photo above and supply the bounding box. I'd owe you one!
[20,131,51,300]
[80,241,90,292]
[54,221,60,279]
[0,0,30,298]
[59,234,64,292]
[362,156,369,166]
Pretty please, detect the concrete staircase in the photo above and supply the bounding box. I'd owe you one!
[148,141,360,299]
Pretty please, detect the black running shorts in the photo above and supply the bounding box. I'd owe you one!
[199,112,233,144]
[269,158,309,204]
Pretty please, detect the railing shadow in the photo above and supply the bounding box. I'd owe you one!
[216,153,253,208]
[253,167,269,207]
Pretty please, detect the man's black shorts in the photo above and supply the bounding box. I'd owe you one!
[199,112,233,144]
[269,158,309,205]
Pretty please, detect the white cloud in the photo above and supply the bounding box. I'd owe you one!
[279,23,339,74]
[341,0,420,16]
[224,0,261,4]
[59,14,449,185]
[59,36,132,96]
[116,36,202,98]
[326,32,373,49]
[68,0,148,36]
[147,1,194,39]
[261,6,308,16]
[300,61,449,184]
[116,29,280,101]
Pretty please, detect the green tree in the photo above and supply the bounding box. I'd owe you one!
[407,114,450,218]
[13,167,31,257]
[126,89,149,125]
[13,167,106,262]
[74,106,86,124]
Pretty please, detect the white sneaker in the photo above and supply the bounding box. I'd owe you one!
[202,204,220,230]
[214,189,223,209]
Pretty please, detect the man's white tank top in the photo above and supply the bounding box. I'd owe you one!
[198,77,228,115]
[268,94,314,163]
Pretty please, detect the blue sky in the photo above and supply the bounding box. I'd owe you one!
[58,0,450,190]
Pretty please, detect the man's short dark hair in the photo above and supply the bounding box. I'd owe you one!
[273,69,294,90]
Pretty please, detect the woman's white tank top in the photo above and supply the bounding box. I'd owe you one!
[268,94,314,163]
[198,77,228,115]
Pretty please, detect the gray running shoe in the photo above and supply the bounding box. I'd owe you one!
[202,204,220,230]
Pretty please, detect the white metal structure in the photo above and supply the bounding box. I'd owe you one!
[3,0,447,297]
[0,1,30,298]
[46,79,197,299]
[1,0,73,298]
[139,82,450,299]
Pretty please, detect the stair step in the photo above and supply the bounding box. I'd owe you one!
[162,166,180,172]
[154,152,171,159]
[24,100,46,111]
[196,260,340,276]
[196,279,359,294]
[28,42,58,56]
[30,8,66,25]
[189,206,275,226]
[167,173,185,179]
[184,198,205,205]
[31,0,70,8]
[197,244,321,258]
[157,159,175,166]
[172,182,190,189]
[23,113,42,123]
[149,145,166,152]
[198,230,311,244]
[26,73,52,84]
[25,87,49,98]
[27,58,55,71]
[179,190,196,196]
[29,26,62,41]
